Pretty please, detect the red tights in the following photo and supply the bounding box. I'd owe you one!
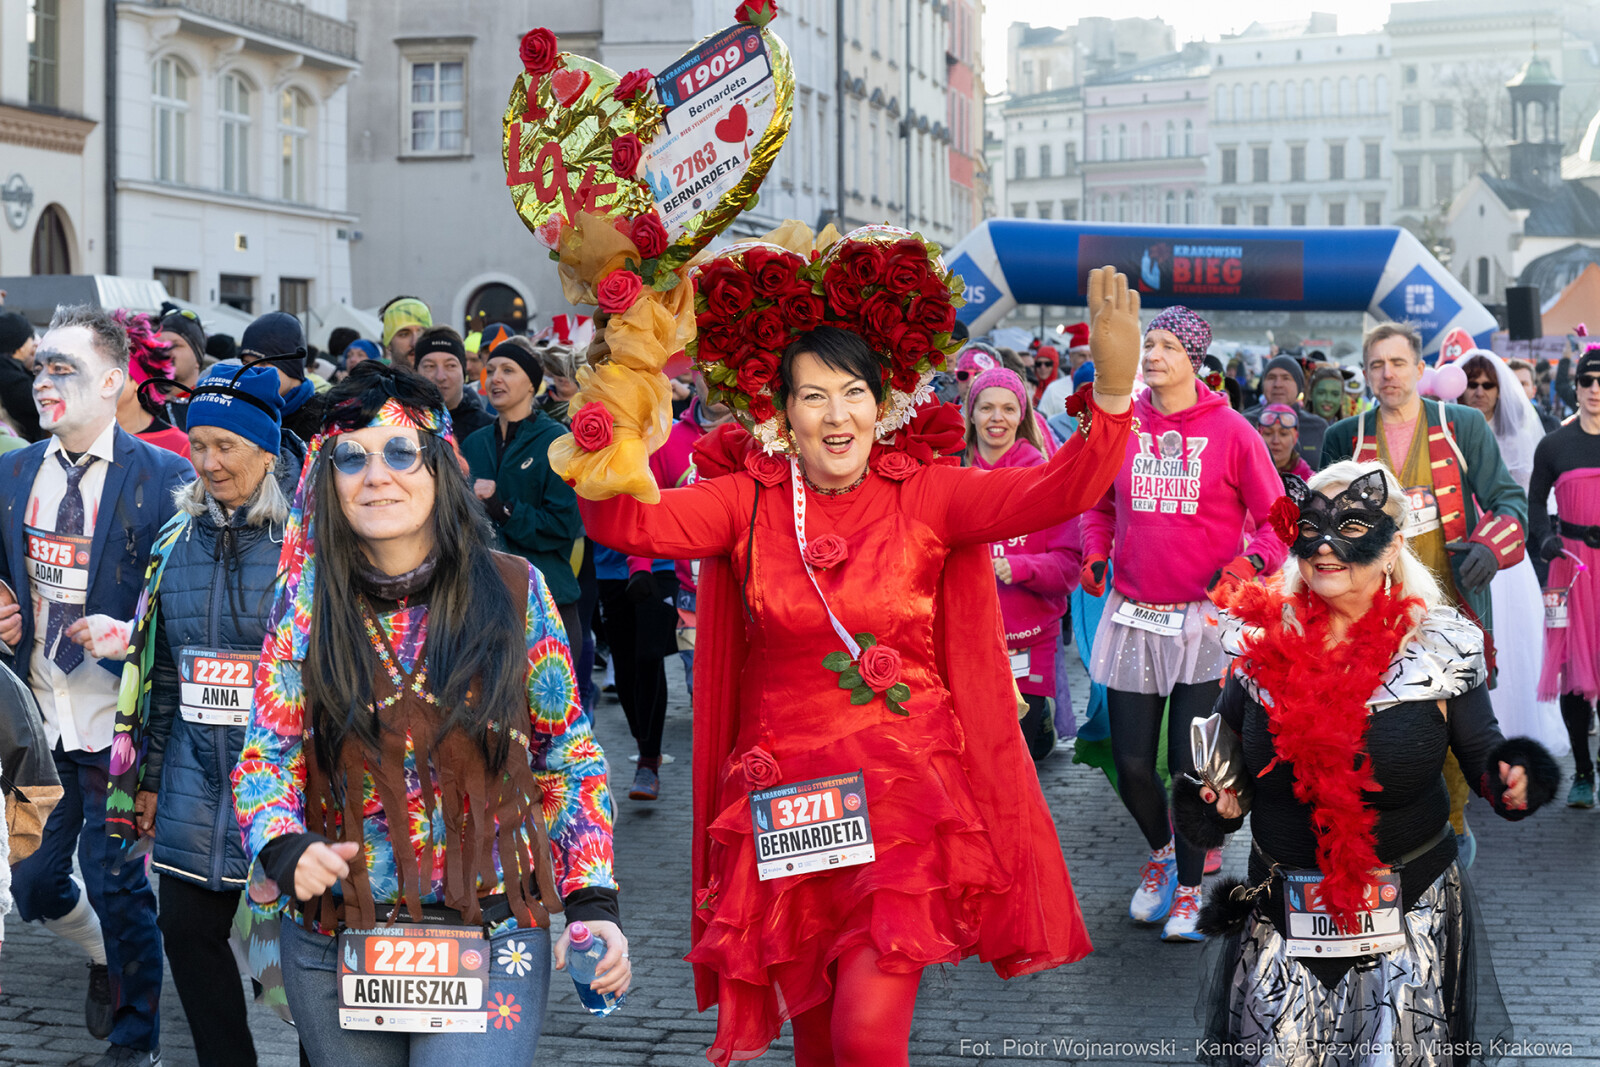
[790,945,921,1067]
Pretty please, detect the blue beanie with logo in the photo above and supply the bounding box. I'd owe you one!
[185,364,284,455]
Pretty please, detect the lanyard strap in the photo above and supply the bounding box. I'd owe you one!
[790,456,861,659]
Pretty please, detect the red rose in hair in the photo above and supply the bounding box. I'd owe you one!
[907,295,956,333]
[629,213,669,258]
[519,28,560,77]
[1269,496,1301,547]
[597,269,643,314]
[891,324,934,361]
[870,448,920,481]
[571,402,615,452]
[740,745,782,788]
[835,242,889,289]
[780,293,825,331]
[857,644,902,692]
[701,322,742,358]
[613,68,653,103]
[734,347,780,393]
[802,534,848,570]
[703,264,757,318]
[745,246,804,298]
[890,365,922,394]
[744,447,789,486]
[883,240,931,295]
[749,392,776,422]
[823,272,865,316]
[747,309,788,351]
[860,291,904,345]
[611,133,643,177]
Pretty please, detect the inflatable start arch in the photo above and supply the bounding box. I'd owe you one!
[945,220,1495,357]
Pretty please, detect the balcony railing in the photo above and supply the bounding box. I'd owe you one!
[150,0,357,60]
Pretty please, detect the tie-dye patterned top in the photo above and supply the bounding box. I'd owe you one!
[231,559,614,919]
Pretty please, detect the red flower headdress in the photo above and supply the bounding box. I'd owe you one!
[688,225,966,453]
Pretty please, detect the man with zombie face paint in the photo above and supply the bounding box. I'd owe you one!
[0,306,191,1065]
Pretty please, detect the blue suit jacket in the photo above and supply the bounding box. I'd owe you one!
[0,426,193,686]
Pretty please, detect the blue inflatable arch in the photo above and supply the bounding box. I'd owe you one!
[945,221,1495,357]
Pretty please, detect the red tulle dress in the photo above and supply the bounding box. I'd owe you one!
[580,402,1130,1063]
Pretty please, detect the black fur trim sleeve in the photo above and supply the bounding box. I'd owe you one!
[1172,776,1245,850]
[1482,737,1561,819]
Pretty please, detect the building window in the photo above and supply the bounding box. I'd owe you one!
[1328,201,1346,226]
[1221,147,1238,184]
[27,0,59,107]
[1401,104,1420,134]
[220,274,254,314]
[1290,203,1307,226]
[1063,200,1079,220]
[153,268,192,301]
[279,278,310,316]
[1184,120,1194,156]
[1365,142,1381,179]
[30,204,71,275]
[1010,202,1026,218]
[1252,146,1269,183]
[1036,202,1052,220]
[1064,142,1076,167]
[1184,189,1196,223]
[1165,121,1176,157]
[1290,145,1305,182]
[1039,144,1051,178]
[1329,142,1345,180]
[1403,64,1417,85]
[1401,163,1420,207]
[220,73,252,195]
[1435,161,1453,203]
[1118,124,1127,160]
[152,56,191,183]
[1221,205,1238,226]
[279,89,311,202]
[1476,257,1490,296]
[1252,204,1269,226]
[1118,194,1129,222]
[1013,146,1025,179]
[407,58,466,154]
[1364,201,1381,225]
[1434,102,1453,131]
[1165,191,1177,223]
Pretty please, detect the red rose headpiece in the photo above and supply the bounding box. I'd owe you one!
[687,225,965,453]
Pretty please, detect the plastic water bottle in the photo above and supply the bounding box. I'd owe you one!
[566,922,625,1016]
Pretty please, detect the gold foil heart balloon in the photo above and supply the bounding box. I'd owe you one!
[503,21,793,271]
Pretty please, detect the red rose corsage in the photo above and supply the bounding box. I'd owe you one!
[822,633,911,715]
[1269,496,1301,547]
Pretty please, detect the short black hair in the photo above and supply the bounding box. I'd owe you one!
[777,326,884,407]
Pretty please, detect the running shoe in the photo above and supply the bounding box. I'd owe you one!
[629,764,660,801]
[1204,847,1223,874]
[92,1048,160,1067]
[86,962,112,1039]
[1568,774,1595,808]
[1162,887,1205,942]
[1129,853,1178,923]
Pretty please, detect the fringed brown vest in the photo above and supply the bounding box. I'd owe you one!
[300,552,563,932]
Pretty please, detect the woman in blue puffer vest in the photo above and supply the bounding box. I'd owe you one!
[85,363,299,1067]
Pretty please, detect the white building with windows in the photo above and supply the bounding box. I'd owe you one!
[999,87,1082,222]
[114,0,359,318]
[1206,19,1392,229]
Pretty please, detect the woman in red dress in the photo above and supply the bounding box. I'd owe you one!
[576,229,1142,1065]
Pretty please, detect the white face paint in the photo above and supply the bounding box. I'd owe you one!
[33,325,125,443]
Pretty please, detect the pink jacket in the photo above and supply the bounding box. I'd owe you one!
[1081,382,1287,604]
[974,439,1080,649]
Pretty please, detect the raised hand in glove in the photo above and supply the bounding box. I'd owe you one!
[1446,540,1498,592]
[1087,265,1140,405]
[1207,554,1263,593]
[1080,554,1109,598]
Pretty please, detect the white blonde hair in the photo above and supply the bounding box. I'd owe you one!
[1280,459,1444,615]
[174,444,289,527]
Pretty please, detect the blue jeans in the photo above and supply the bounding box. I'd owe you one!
[280,917,550,1066]
[11,744,164,1050]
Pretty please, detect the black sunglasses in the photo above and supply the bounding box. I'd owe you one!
[1465,379,1497,390]
[1579,374,1600,390]
[331,436,423,476]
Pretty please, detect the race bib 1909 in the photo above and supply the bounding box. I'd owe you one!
[178,648,258,726]
[338,926,490,1032]
[24,524,90,605]
[749,770,874,881]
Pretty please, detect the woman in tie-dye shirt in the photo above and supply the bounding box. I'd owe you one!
[231,363,625,1063]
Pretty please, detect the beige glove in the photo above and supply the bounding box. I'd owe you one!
[1086,265,1141,398]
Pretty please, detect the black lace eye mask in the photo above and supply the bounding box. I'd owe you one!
[1283,470,1399,565]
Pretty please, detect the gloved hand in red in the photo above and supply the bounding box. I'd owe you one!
[1080,554,1109,597]
[1207,554,1263,593]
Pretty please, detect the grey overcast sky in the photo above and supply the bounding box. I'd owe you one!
[981,1,1395,94]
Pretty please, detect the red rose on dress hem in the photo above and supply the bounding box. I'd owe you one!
[519,28,559,77]
[744,448,789,486]
[571,402,615,452]
[629,213,669,258]
[740,745,782,788]
[611,133,643,177]
[614,68,653,103]
[802,534,848,570]
[1269,497,1301,547]
[870,449,920,480]
[597,270,643,314]
[857,645,902,692]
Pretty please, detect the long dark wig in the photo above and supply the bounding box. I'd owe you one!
[301,362,525,777]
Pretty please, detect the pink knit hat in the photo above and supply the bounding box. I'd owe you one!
[964,367,1029,419]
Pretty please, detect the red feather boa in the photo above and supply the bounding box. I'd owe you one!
[1217,578,1424,931]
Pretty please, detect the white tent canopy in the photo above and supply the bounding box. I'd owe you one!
[166,298,255,340]
[302,302,383,350]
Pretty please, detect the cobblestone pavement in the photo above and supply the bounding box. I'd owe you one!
[3,657,1598,1065]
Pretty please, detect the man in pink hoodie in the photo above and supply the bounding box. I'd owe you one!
[1079,305,1287,943]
